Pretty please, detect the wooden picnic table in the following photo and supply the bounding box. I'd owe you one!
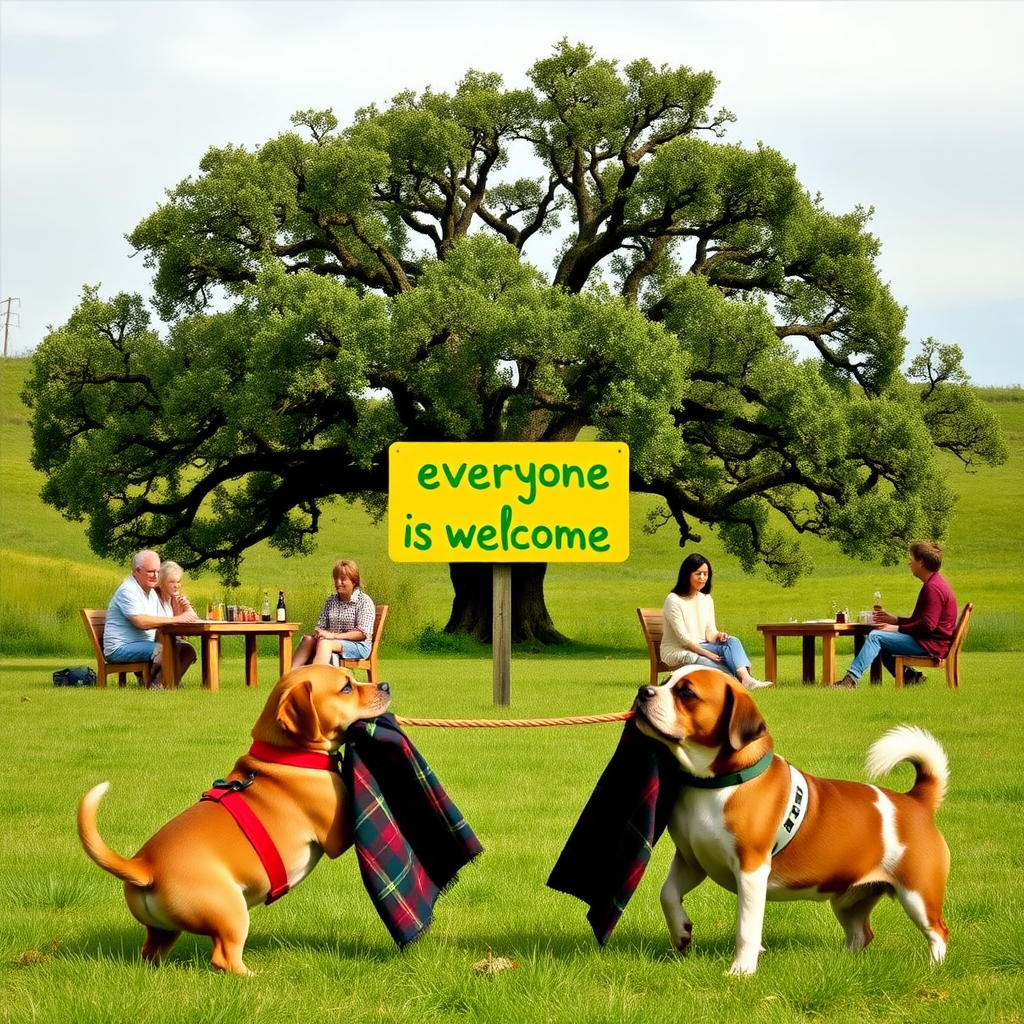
[756,620,882,686]
[158,620,300,689]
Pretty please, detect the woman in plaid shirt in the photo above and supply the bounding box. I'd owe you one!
[291,559,376,667]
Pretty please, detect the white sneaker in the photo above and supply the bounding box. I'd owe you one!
[745,677,773,689]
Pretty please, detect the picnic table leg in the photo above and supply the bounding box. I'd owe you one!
[279,633,293,680]
[160,631,179,688]
[801,637,816,683]
[822,634,837,686]
[202,636,220,690]
[762,634,778,684]
[245,634,258,688]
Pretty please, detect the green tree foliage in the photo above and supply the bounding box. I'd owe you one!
[23,41,1006,639]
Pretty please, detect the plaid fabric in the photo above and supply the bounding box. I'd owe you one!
[317,589,376,641]
[341,714,483,949]
[547,720,681,946]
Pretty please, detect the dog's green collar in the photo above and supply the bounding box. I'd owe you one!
[678,750,774,789]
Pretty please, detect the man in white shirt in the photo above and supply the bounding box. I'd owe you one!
[104,550,197,688]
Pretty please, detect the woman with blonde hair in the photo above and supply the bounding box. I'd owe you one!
[154,561,197,679]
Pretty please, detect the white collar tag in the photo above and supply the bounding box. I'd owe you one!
[771,763,808,857]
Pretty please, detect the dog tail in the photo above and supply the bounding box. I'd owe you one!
[77,782,154,887]
[865,725,949,812]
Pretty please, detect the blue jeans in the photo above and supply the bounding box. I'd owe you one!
[847,630,927,681]
[105,640,158,663]
[327,640,371,669]
[690,637,752,679]
[340,639,371,661]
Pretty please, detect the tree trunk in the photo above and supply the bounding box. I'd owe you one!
[444,562,570,645]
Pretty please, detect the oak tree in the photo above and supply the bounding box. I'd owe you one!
[23,41,1006,642]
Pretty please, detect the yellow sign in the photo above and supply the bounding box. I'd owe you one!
[388,442,629,563]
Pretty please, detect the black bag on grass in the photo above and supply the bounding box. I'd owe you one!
[53,666,97,687]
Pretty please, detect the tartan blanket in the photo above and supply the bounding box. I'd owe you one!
[546,720,681,946]
[341,714,482,949]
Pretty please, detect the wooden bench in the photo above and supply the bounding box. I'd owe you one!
[330,604,389,685]
[637,607,672,686]
[894,602,973,688]
[80,608,152,688]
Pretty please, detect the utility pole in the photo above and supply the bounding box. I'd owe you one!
[2,298,20,357]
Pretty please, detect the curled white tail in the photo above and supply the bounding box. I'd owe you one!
[865,725,949,808]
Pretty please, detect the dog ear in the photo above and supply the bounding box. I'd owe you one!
[727,684,768,751]
[276,679,324,742]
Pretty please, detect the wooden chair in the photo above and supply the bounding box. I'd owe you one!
[637,607,672,686]
[894,602,973,689]
[330,605,389,685]
[80,608,152,688]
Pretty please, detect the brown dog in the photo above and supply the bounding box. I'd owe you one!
[633,666,950,974]
[77,665,391,974]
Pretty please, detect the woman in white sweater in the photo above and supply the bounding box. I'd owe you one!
[661,553,770,689]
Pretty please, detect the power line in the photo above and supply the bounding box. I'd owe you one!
[2,297,21,357]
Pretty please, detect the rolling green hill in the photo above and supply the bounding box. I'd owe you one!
[2,357,1021,657]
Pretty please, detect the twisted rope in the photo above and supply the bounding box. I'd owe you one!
[394,710,634,728]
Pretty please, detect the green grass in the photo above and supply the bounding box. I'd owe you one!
[2,656,1023,1023]
[2,357,1024,1022]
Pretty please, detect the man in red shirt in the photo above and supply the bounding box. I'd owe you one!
[835,540,958,688]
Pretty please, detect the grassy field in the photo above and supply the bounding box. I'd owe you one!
[2,356,1023,1022]
[2,657,1023,1024]
[1,358,1023,659]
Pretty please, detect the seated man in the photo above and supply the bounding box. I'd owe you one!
[836,540,958,688]
[103,550,198,688]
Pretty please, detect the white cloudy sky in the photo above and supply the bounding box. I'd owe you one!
[2,0,1022,384]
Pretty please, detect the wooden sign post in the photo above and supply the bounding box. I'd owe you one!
[492,563,511,705]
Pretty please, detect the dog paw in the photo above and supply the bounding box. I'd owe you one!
[727,958,759,976]
[670,922,693,954]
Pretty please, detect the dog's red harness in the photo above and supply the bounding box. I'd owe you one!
[201,742,338,904]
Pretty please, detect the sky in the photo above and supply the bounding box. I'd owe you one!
[2,0,1022,384]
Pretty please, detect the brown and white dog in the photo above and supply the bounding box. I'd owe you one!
[633,666,950,975]
[77,665,390,975]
